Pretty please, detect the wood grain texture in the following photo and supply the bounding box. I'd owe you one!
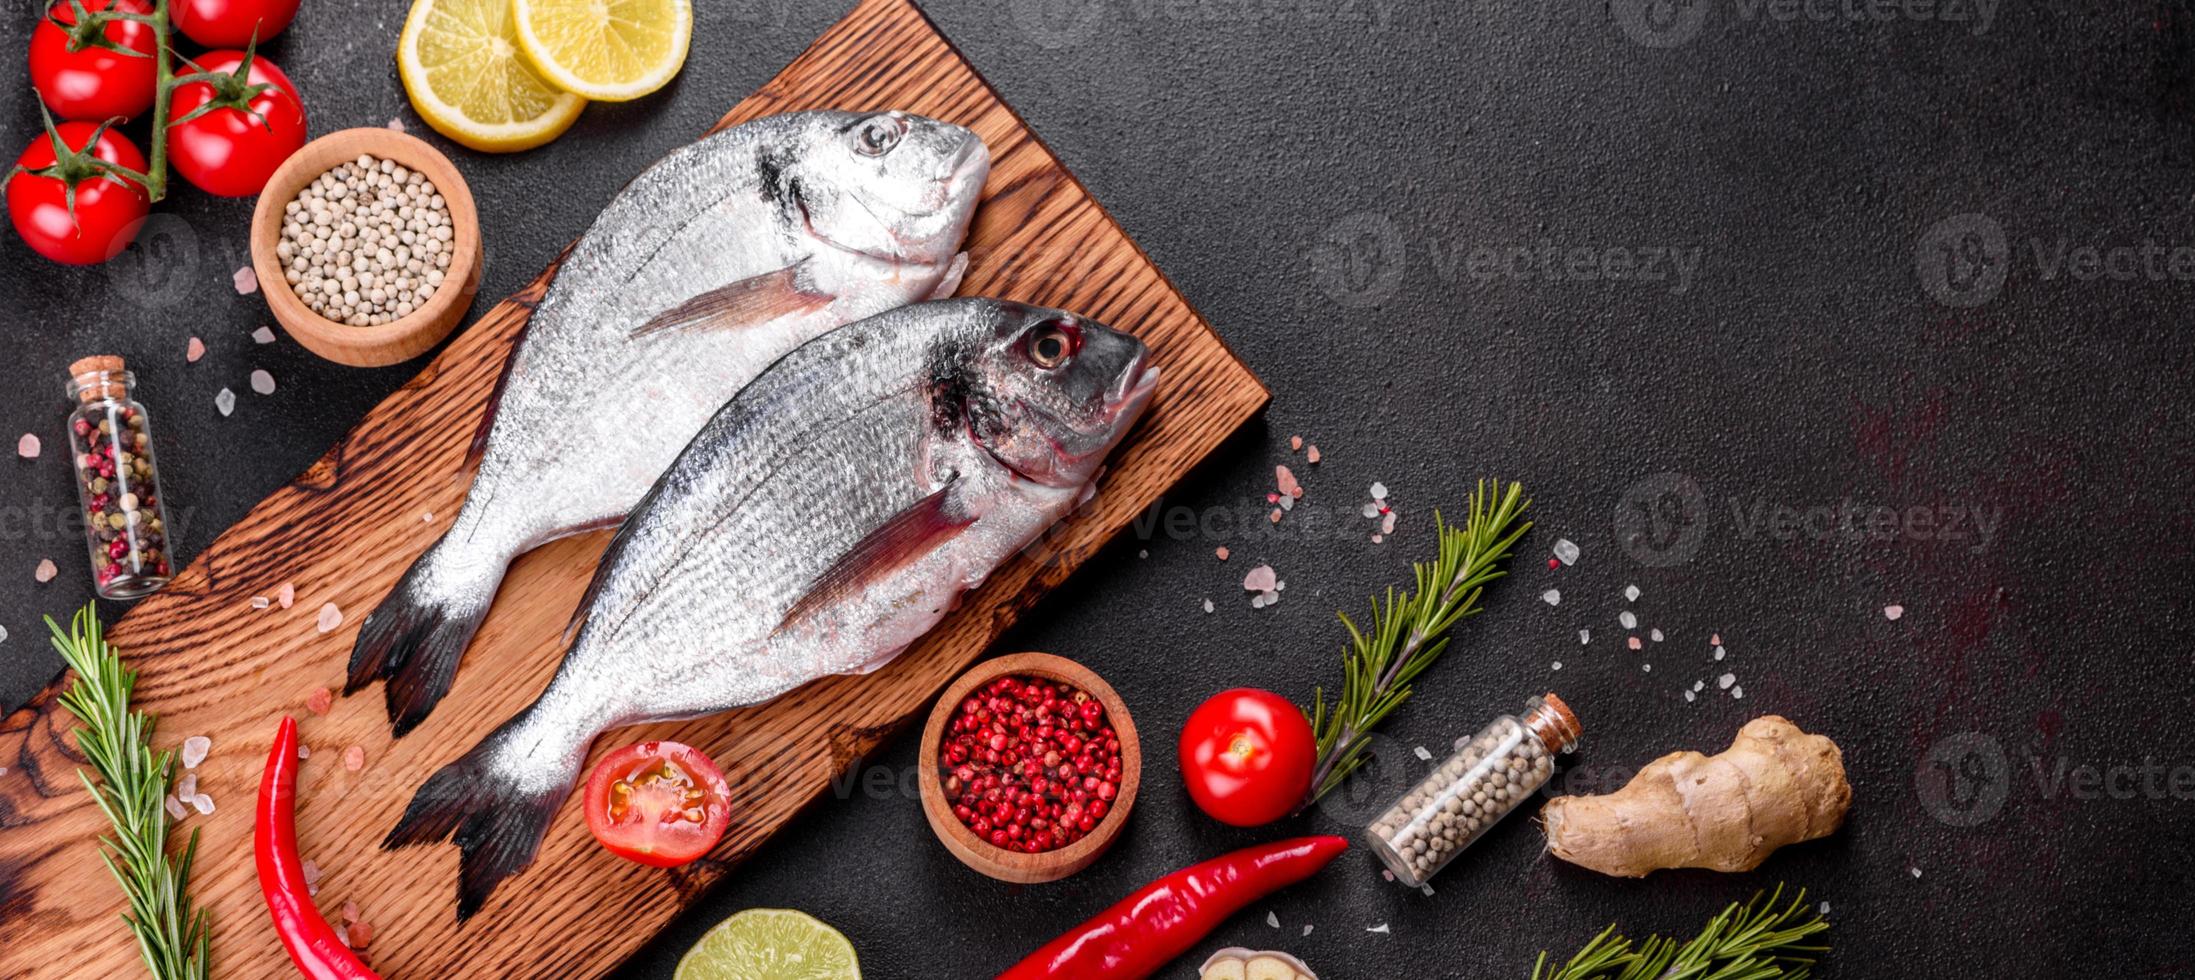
[0,0,1266,976]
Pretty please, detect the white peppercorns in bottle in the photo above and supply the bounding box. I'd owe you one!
[1365,692,1581,887]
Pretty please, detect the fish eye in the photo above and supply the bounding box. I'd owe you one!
[854,115,907,157]
[1027,325,1075,368]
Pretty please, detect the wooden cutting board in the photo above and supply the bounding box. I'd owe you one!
[0,0,1267,974]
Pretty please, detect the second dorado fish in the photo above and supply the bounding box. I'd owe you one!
[385,298,1158,919]
[349,110,990,736]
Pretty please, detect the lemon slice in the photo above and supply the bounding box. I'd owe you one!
[398,0,587,152]
[675,909,861,980]
[511,0,693,102]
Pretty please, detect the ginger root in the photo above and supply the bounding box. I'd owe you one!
[1542,715,1850,877]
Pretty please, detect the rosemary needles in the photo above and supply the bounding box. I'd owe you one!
[1530,885,1832,980]
[50,603,211,980]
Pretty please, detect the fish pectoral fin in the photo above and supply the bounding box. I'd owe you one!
[925,251,970,300]
[629,259,832,339]
[775,483,974,636]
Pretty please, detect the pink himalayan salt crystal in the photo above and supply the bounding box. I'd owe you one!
[342,900,361,924]
[1306,445,1321,464]
[316,602,344,633]
[35,559,57,583]
[1214,546,1230,561]
[1289,435,1303,451]
[305,687,334,714]
[1710,633,1722,646]
[298,743,311,759]
[180,735,211,769]
[1380,511,1397,535]
[186,337,205,362]
[17,434,39,458]
[1269,508,1282,523]
[1627,636,1643,650]
[1275,465,1302,499]
[388,116,406,132]
[233,265,258,295]
[1884,604,1905,621]
[278,582,296,608]
[1242,564,1278,592]
[342,745,367,772]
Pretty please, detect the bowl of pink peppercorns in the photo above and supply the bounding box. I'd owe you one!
[919,652,1140,883]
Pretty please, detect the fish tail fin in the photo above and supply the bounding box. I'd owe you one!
[383,710,585,921]
[346,534,509,737]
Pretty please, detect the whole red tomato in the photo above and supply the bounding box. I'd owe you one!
[8,122,149,265]
[581,741,732,868]
[171,0,298,47]
[1178,688,1317,827]
[167,49,307,198]
[29,0,159,121]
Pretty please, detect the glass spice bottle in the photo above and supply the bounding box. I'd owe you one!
[66,356,178,599]
[1365,692,1581,887]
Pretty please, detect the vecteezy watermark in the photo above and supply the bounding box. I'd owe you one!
[1916,211,2195,308]
[1614,471,1709,568]
[1013,0,1399,49]
[1611,0,1998,48]
[1309,212,1704,307]
[1729,497,2001,553]
[1917,731,2195,828]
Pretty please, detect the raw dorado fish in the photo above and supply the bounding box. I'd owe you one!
[385,299,1159,919]
[349,110,990,736]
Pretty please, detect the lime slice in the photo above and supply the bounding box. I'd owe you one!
[674,908,861,980]
[511,0,693,102]
[397,0,586,152]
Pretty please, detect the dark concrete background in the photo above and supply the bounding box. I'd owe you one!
[4,0,2192,976]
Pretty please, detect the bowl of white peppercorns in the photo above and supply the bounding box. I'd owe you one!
[250,127,481,367]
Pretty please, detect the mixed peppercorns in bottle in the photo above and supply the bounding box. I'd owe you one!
[66,356,177,599]
[1365,692,1581,887]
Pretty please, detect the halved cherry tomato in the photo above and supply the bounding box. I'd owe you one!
[29,0,159,121]
[1178,688,1317,827]
[8,121,149,266]
[171,0,298,47]
[167,49,307,198]
[582,741,732,868]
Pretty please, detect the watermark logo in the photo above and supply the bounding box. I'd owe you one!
[1916,731,2195,827]
[1012,0,1107,49]
[1309,211,1407,308]
[1730,497,2001,553]
[105,212,202,310]
[1612,0,1709,47]
[1310,212,1704,308]
[1914,212,2008,308]
[1614,471,1708,567]
[1616,0,1998,48]
[1915,731,2009,828]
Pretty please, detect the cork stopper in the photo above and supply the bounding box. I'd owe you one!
[1529,692,1583,754]
[69,355,128,404]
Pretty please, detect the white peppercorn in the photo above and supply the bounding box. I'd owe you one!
[278,154,454,327]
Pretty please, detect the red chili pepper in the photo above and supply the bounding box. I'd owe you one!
[256,715,382,980]
[996,835,1348,979]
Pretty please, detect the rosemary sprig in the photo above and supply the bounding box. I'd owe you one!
[1530,886,1832,980]
[50,603,210,980]
[1303,478,1531,807]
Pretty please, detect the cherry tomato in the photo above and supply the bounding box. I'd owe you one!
[29,0,158,121]
[1178,688,1317,827]
[171,0,298,47]
[8,122,149,266]
[582,741,732,868]
[167,49,307,198]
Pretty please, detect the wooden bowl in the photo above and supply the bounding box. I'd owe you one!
[918,652,1140,883]
[249,128,482,367]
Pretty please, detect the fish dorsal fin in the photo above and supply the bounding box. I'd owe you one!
[775,480,974,636]
[629,258,831,339]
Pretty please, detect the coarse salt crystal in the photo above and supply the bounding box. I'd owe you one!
[1269,508,1282,523]
[251,596,272,609]
[306,687,333,714]
[343,745,367,772]
[1360,502,1380,519]
[1370,533,1383,544]
[1243,564,1278,592]
[1290,435,1303,451]
[1684,690,1696,702]
[1650,628,1663,642]
[233,265,259,295]
[1137,549,1148,559]
[1380,869,1394,882]
[316,602,344,633]
[1369,482,1388,500]
[1578,629,1590,644]
[176,772,198,798]
[1260,589,1279,606]
[186,337,205,362]
[215,388,236,416]
[17,434,39,458]
[1367,923,1390,934]
[1420,884,1435,897]
[1910,866,1921,878]
[1731,685,1745,699]
[1619,610,1637,630]
[1302,924,1314,936]
[1710,633,1722,646]
[1820,901,1831,915]
[1693,680,1704,691]
[298,743,310,759]
[388,116,407,132]
[35,559,57,583]
[1380,511,1396,534]
[165,795,188,820]
[1275,465,1302,498]
[1266,911,1279,929]
[278,582,296,608]
[423,511,435,522]
[1201,598,1214,614]
[250,369,277,395]
[1541,589,1561,606]
[302,859,321,886]
[1278,495,1294,512]
[1413,745,1432,761]
[0,626,7,642]
[1641,663,1652,672]
[343,901,361,924]
[1551,661,1562,671]
[1552,538,1579,565]
[1714,646,1726,661]
[190,793,214,814]
[1884,604,1904,621]
[1627,637,1642,650]
[181,735,211,769]
[1624,584,1640,602]
[1215,547,1229,560]
[1717,673,1736,689]
[1306,445,1321,464]
[252,326,277,344]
